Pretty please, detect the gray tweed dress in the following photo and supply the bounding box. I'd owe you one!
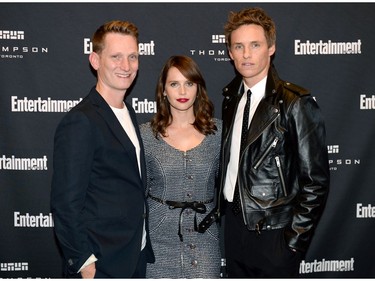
[140,119,222,278]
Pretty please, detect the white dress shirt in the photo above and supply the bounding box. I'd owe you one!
[223,76,267,202]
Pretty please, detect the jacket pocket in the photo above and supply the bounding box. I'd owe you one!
[250,184,278,201]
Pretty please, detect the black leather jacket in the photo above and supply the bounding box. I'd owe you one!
[218,65,330,252]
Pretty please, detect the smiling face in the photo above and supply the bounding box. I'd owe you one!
[228,24,275,88]
[89,32,139,97]
[164,66,198,114]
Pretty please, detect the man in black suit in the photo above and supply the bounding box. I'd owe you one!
[51,20,154,278]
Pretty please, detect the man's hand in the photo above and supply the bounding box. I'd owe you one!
[80,262,96,279]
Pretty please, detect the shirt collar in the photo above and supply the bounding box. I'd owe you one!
[243,76,268,98]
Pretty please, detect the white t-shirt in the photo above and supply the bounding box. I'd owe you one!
[111,103,146,251]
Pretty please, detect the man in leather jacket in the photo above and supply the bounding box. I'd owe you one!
[218,7,330,277]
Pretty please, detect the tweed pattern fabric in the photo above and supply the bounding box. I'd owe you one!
[140,119,222,278]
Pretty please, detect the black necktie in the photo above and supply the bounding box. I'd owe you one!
[232,89,251,215]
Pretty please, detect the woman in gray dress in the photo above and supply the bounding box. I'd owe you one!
[140,55,221,278]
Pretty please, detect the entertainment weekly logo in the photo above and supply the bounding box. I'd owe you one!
[0,154,48,171]
[14,212,54,228]
[11,96,82,113]
[356,203,375,218]
[294,39,362,55]
[327,145,360,171]
[299,257,355,274]
[189,34,229,62]
[83,38,156,55]
[10,95,155,115]
[360,94,375,110]
[0,30,49,59]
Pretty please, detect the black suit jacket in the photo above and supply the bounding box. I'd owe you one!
[51,87,154,277]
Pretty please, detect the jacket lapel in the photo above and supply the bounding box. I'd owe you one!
[222,76,244,144]
[126,100,147,185]
[88,88,141,178]
[223,66,281,152]
[246,101,279,146]
[246,65,281,147]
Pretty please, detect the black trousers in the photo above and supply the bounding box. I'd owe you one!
[224,204,304,278]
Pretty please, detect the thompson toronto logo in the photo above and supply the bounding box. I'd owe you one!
[1,262,29,272]
[189,34,229,62]
[327,145,339,154]
[327,145,360,171]
[0,30,48,59]
[0,30,24,40]
[84,38,156,55]
[212,34,226,44]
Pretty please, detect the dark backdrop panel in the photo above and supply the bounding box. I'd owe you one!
[1,3,374,278]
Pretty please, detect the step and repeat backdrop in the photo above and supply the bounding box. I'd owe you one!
[1,2,375,278]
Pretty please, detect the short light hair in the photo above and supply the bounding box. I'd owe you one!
[91,20,139,53]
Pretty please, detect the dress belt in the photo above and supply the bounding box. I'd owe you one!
[148,193,213,241]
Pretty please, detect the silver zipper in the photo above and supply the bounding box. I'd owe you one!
[275,156,287,196]
[253,137,279,170]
